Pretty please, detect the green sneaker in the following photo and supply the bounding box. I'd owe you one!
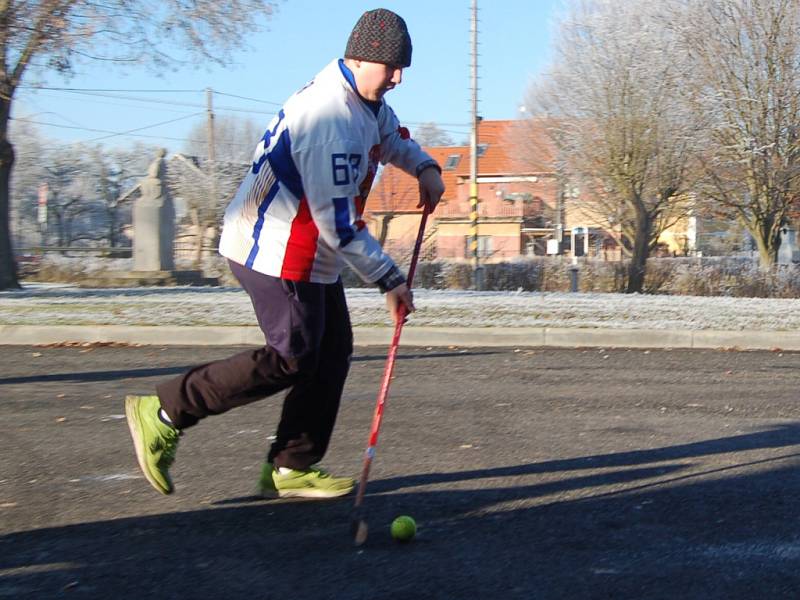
[125,395,180,495]
[257,463,354,499]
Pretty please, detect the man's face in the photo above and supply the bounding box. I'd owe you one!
[350,60,403,101]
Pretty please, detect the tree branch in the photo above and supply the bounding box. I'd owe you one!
[9,0,76,90]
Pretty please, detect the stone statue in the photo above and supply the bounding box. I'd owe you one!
[778,226,798,265]
[133,149,175,272]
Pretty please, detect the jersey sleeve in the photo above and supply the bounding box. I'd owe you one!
[378,104,439,175]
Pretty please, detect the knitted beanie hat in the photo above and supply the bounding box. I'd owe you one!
[345,9,412,68]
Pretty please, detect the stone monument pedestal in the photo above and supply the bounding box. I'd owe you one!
[133,148,176,273]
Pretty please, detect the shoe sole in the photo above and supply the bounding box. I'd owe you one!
[258,487,354,499]
[125,395,173,495]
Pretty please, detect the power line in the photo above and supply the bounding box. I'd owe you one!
[216,106,276,116]
[26,89,277,118]
[13,110,262,152]
[20,85,470,148]
[24,89,203,116]
[21,88,209,110]
[19,85,203,93]
[404,120,471,128]
[33,89,277,115]
[83,113,205,143]
[213,90,283,106]
[22,85,464,129]
[21,85,281,106]
[17,114,468,149]
[413,128,471,137]
[11,113,203,145]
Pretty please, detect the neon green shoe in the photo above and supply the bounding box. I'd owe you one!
[125,395,180,495]
[257,463,355,499]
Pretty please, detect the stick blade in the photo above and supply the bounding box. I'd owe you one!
[352,519,368,546]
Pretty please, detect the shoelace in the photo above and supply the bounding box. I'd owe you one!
[154,428,180,467]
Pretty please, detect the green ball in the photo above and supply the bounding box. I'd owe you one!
[390,515,417,542]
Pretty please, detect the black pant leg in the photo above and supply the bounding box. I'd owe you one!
[157,261,324,430]
[268,280,353,468]
[157,346,299,429]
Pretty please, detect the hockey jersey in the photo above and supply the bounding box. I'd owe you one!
[219,59,436,284]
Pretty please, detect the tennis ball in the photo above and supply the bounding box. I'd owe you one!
[390,515,417,543]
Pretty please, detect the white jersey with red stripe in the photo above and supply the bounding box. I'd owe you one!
[219,59,434,284]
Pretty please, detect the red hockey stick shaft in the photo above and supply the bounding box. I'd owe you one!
[353,205,429,517]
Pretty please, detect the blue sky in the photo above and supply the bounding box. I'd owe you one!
[15,0,561,151]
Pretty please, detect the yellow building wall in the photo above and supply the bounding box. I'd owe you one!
[367,214,420,244]
[434,221,522,262]
[564,202,604,231]
[437,222,469,236]
[565,197,694,256]
[436,222,520,236]
[658,216,693,255]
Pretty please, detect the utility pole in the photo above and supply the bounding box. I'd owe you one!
[469,0,482,290]
[206,88,218,200]
[204,88,218,264]
[555,163,565,254]
[37,182,48,252]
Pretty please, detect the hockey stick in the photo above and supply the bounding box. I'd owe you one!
[351,203,430,546]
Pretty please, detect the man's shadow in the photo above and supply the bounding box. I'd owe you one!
[4,424,799,598]
[0,351,501,385]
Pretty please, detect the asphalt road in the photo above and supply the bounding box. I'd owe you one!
[2,344,800,599]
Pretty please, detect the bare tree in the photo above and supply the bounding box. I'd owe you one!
[167,154,214,267]
[13,136,156,251]
[8,118,46,247]
[523,0,700,292]
[412,122,454,147]
[172,114,259,265]
[183,113,263,165]
[41,150,94,247]
[0,0,278,289]
[165,115,256,266]
[677,0,800,267]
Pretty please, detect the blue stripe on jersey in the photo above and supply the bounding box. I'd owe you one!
[253,110,285,175]
[245,180,281,268]
[267,128,304,200]
[245,127,305,267]
[332,197,355,247]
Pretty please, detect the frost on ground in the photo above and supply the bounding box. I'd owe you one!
[1,284,798,331]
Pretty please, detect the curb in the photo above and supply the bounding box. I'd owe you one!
[0,325,797,351]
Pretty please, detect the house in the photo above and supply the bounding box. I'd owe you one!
[368,119,616,261]
[368,119,715,262]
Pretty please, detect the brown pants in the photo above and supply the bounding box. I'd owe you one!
[157,261,353,469]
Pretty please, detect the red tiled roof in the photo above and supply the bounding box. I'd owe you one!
[454,119,556,176]
[367,119,556,214]
[369,146,463,213]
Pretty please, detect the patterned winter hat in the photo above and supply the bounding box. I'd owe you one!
[345,9,412,68]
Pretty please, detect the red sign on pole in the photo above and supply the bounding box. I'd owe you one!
[37,183,48,225]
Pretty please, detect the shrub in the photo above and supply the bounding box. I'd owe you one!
[22,252,800,298]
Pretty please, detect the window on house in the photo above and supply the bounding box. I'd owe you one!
[444,154,461,170]
[464,235,493,258]
[477,143,489,157]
